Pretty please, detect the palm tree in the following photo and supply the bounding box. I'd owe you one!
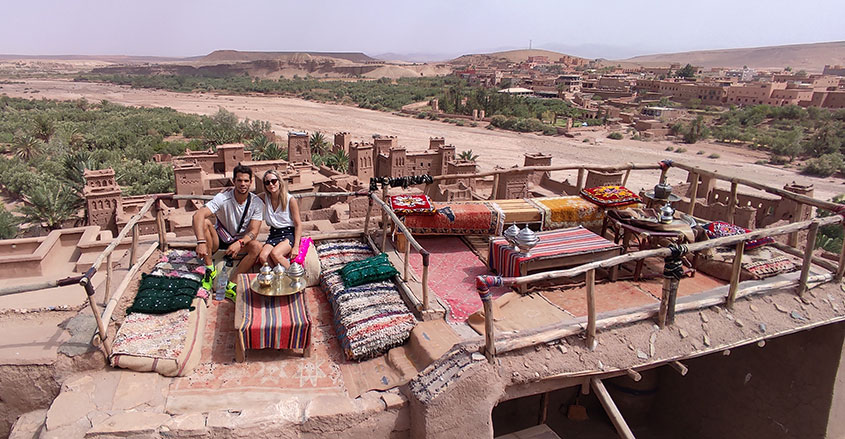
[32,115,55,142]
[62,150,101,192]
[311,152,327,167]
[326,149,350,173]
[457,150,479,162]
[0,206,19,239]
[256,143,287,161]
[247,134,275,154]
[18,180,82,230]
[10,134,44,161]
[309,132,331,155]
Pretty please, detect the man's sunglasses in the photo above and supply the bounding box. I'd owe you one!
[264,178,279,185]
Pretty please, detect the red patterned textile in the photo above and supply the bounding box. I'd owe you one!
[489,226,620,277]
[580,185,641,207]
[403,202,504,235]
[704,221,774,250]
[237,274,310,350]
[389,194,436,215]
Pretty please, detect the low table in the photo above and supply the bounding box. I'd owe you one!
[234,273,311,362]
[489,226,623,293]
[601,212,695,280]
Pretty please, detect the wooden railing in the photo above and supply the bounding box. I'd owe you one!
[475,215,843,362]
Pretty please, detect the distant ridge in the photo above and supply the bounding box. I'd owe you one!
[450,49,587,65]
[198,50,376,64]
[619,41,845,72]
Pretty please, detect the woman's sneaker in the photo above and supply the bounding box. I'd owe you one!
[224,284,237,301]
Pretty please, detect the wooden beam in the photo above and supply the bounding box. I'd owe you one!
[726,241,746,309]
[538,392,549,425]
[363,197,374,235]
[156,201,168,252]
[669,361,688,376]
[482,293,496,362]
[586,269,597,350]
[626,369,642,382]
[129,224,139,267]
[622,168,632,187]
[576,168,585,192]
[491,173,500,200]
[838,223,845,283]
[381,186,389,253]
[771,242,838,273]
[89,197,156,275]
[798,222,820,297]
[591,378,636,439]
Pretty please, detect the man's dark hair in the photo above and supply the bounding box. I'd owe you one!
[232,163,252,180]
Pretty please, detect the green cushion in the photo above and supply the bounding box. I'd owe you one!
[340,253,399,288]
[126,273,199,314]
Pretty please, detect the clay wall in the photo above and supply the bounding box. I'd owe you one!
[406,150,439,177]
[333,132,352,154]
[287,132,311,163]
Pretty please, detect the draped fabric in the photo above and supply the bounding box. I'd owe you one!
[237,274,311,350]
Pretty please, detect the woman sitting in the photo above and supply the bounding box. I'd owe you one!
[258,170,302,268]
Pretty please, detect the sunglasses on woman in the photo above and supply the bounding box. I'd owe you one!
[264,178,279,186]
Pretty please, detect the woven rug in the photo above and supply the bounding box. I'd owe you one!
[489,226,621,278]
[743,256,800,279]
[317,239,416,361]
[403,201,505,236]
[527,196,605,230]
[408,236,504,323]
[112,309,191,360]
[150,249,206,282]
[238,274,311,351]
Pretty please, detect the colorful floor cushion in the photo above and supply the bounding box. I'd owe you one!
[111,296,206,377]
[317,239,416,361]
[697,246,799,282]
[704,221,774,250]
[390,194,436,215]
[126,274,200,314]
[527,196,604,230]
[403,201,505,235]
[238,273,310,351]
[341,252,399,287]
[580,185,642,208]
[150,249,206,282]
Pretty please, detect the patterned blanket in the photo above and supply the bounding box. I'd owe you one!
[489,226,620,277]
[403,201,505,235]
[527,196,605,230]
[150,249,206,282]
[237,274,311,350]
[317,240,416,361]
[112,309,191,360]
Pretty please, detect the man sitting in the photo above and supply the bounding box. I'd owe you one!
[193,163,264,299]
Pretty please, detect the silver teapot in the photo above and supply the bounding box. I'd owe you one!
[287,262,305,291]
[504,224,520,249]
[659,203,676,224]
[257,263,274,288]
[515,227,540,255]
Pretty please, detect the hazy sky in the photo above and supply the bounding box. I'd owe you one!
[2,0,843,60]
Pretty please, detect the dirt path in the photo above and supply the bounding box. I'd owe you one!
[3,78,844,201]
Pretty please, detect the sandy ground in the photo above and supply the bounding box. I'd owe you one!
[2,78,844,200]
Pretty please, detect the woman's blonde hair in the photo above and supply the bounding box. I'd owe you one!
[263,169,289,211]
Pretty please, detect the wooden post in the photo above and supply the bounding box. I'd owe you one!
[403,244,410,282]
[576,168,585,192]
[622,168,631,187]
[129,224,139,267]
[364,197,374,235]
[381,186,389,253]
[726,241,746,309]
[591,378,636,439]
[106,253,113,301]
[670,361,688,376]
[658,276,678,328]
[421,252,430,311]
[81,277,112,357]
[481,290,496,362]
[798,222,820,297]
[586,269,597,350]
[658,165,669,185]
[538,392,549,425]
[688,171,699,217]
[156,200,168,252]
[491,172,500,200]
[837,223,845,283]
[727,180,738,224]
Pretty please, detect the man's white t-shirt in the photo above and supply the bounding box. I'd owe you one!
[263,193,295,229]
[206,189,264,237]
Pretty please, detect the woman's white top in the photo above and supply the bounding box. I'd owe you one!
[263,193,294,228]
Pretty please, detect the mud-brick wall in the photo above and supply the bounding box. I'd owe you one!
[652,323,845,439]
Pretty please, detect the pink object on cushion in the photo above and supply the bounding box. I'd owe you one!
[291,237,313,265]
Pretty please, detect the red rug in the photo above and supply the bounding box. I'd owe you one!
[408,236,503,323]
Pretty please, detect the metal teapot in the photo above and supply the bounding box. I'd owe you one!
[257,263,274,288]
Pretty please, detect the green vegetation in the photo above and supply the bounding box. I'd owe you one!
[77,74,590,135]
[816,195,845,253]
[0,96,273,230]
[709,105,845,175]
[0,206,20,239]
[674,64,697,79]
[457,150,479,162]
[607,132,623,140]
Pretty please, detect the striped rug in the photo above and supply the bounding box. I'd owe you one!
[489,226,620,278]
[238,274,311,351]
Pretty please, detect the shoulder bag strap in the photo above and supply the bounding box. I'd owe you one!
[235,193,252,235]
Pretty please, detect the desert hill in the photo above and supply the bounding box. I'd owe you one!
[450,49,588,65]
[196,50,376,64]
[620,41,845,72]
